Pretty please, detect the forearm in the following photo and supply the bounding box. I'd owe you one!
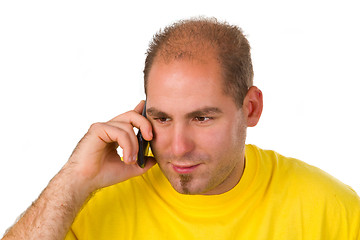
[3,164,91,240]
[3,101,154,239]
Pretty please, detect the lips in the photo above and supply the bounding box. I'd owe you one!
[172,163,200,174]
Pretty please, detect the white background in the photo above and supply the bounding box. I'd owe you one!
[1,0,359,235]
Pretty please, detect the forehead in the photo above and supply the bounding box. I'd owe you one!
[146,59,236,113]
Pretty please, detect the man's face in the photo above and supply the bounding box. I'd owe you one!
[146,57,247,195]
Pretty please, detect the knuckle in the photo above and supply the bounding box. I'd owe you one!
[123,109,137,116]
[89,122,102,131]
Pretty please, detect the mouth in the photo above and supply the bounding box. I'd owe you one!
[172,163,201,174]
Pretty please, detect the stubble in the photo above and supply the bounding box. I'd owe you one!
[179,174,193,194]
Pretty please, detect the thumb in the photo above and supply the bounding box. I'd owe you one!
[142,156,157,171]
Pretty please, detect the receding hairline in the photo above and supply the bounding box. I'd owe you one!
[149,17,230,63]
[144,17,254,108]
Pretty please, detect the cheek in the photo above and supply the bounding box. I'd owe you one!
[204,127,233,152]
[192,124,237,156]
[203,122,246,158]
[149,121,245,156]
[203,128,224,145]
[149,127,169,155]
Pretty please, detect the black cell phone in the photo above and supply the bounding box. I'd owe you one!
[136,101,150,168]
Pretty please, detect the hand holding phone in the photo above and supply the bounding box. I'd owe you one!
[137,101,150,168]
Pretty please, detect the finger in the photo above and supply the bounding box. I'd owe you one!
[101,157,157,186]
[110,110,153,142]
[133,100,154,141]
[133,100,145,114]
[144,156,157,170]
[88,122,137,164]
[109,100,144,122]
[118,156,157,180]
[105,121,139,162]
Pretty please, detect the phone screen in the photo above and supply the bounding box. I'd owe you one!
[136,101,150,168]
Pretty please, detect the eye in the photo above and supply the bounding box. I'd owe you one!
[155,117,171,123]
[194,116,212,122]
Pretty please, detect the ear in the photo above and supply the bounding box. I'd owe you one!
[242,86,263,127]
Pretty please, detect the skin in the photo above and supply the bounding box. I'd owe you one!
[3,57,262,239]
[2,104,156,239]
[147,58,247,195]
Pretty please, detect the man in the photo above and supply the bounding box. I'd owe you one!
[3,17,360,239]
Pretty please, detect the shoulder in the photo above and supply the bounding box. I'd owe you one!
[247,144,360,206]
[247,145,360,237]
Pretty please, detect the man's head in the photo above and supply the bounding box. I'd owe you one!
[144,17,254,108]
[143,17,262,195]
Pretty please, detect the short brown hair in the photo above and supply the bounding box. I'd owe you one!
[143,17,253,107]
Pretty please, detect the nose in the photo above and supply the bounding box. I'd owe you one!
[170,123,195,157]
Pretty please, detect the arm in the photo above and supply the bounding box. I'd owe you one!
[2,101,155,240]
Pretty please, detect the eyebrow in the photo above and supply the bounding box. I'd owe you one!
[186,107,223,118]
[147,107,223,118]
[147,108,171,118]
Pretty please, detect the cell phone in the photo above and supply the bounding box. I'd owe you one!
[136,101,150,168]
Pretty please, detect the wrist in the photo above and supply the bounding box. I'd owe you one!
[58,162,97,204]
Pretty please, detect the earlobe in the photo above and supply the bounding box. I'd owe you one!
[243,86,263,127]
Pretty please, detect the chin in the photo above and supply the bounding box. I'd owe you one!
[169,175,210,195]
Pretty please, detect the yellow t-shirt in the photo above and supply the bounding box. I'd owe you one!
[66,145,360,239]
